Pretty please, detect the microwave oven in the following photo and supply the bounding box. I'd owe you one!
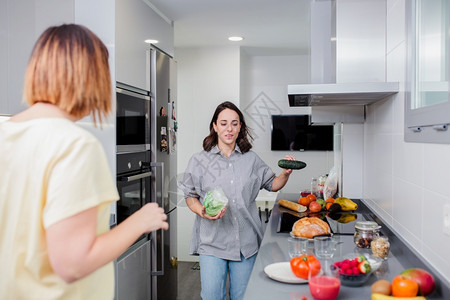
[116,84,151,153]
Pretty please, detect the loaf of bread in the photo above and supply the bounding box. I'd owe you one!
[291,217,331,239]
[278,199,307,213]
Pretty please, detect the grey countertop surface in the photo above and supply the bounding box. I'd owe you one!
[244,193,449,300]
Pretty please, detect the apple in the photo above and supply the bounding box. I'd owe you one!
[400,268,435,296]
[309,201,322,213]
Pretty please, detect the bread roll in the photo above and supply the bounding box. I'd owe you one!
[292,217,331,239]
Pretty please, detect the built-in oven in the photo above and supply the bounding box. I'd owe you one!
[116,82,151,154]
[115,150,153,299]
[116,150,151,242]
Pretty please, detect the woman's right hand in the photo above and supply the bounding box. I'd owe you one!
[136,203,169,233]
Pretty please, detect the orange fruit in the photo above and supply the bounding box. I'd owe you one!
[298,197,309,206]
[326,198,335,203]
[392,275,419,297]
[326,202,333,210]
[306,194,316,203]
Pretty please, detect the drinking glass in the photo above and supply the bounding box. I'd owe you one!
[288,237,302,258]
[308,260,340,300]
[288,237,308,258]
[314,236,335,259]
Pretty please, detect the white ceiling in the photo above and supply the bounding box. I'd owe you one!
[149,0,311,56]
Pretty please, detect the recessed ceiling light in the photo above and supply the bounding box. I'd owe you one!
[228,36,244,42]
[145,39,159,44]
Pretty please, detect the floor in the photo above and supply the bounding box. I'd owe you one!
[177,261,231,300]
[176,213,269,300]
[177,262,202,300]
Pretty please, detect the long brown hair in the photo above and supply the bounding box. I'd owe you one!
[23,24,112,126]
[203,101,253,153]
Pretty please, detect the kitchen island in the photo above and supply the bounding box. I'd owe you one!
[244,193,450,300]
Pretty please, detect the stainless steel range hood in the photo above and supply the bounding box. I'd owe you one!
[288,82,399,106]
[288,1,399,107]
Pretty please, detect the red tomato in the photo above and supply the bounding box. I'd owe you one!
[290,254,321,279]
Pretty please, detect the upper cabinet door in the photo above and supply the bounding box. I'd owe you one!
[116,0,174,91]
[1,0,75,115]
[405,0,450,144]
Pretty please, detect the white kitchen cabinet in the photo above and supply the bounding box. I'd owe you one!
[116,0,174,91]
[255,190,278,233]
[0,0,74,115]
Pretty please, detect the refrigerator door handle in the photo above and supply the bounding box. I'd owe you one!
[150,162,164,276]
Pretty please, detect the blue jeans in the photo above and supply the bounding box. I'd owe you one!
[199,253,256,300]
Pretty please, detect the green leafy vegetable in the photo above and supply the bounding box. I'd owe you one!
[204,190,227,216]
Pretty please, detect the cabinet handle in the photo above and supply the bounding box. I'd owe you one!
[433,124,448,131]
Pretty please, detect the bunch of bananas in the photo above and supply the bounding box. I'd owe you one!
[372,294,426,300]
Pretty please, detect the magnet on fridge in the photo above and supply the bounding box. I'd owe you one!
[160,107,166,116]
[160,126,168,152]
[172,101,176,120]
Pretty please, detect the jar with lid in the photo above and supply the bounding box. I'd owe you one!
[371,236,390,259]
[354,221,381,248]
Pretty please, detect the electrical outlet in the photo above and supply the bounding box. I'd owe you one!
[444,205,450,236]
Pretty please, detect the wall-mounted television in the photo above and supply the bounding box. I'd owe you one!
[271,115,334,151]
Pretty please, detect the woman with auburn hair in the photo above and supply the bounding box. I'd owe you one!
[0,24,168,299]
[179,101,295,300]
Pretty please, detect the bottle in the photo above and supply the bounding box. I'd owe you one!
[317,175,327,199]
[311,178,318,197]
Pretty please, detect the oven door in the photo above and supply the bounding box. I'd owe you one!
[116,171,151,222]
[116,151,152,243]
[116,83,151,153]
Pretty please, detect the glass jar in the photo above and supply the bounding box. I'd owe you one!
[354,221,381,248]
[371,236,390,259]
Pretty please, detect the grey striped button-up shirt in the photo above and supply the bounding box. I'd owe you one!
[179,145,276,261]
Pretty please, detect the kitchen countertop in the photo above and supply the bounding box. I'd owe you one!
[244,193,450,300]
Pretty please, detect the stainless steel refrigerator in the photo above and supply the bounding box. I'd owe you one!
[149,47,178,300]
[114,47,177,300]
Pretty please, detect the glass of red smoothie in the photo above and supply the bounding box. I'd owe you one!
[308,261,341,300]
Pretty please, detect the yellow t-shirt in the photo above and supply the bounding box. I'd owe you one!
[0,118,119,299]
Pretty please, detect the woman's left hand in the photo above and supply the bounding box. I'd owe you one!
[281,155,295,176]
[201,206,227,220]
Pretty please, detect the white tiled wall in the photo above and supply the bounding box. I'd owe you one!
[363,0,450,286]
[341,123,363,198]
